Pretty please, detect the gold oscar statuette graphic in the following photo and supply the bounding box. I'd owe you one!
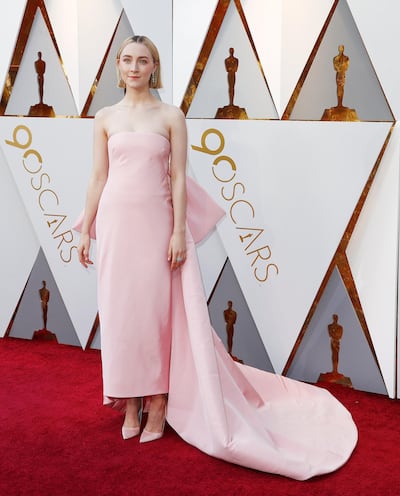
[28,51,55,117]
[321,45,359,122]
[215,48,248,119]
[223,300,243,363]
[32,280,58,341]
[318,314,352,387]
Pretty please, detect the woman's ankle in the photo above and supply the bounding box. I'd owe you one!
[124,397,141,425]
[151,394,166,408]
[145,395,167,432]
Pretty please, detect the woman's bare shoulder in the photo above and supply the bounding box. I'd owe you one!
[94,104,120,121]
[160,102,184,118]
[159,103,185,129]
[94,104,124,135]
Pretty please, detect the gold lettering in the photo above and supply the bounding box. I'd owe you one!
[236,227,264,251]
[22,149,43,174]
[60,245,78,264]
[38,189,59,211]
[6,124,77,265]
[247,244,272,267]
[191,128,224,155]
[221,182,245,201]
[212,155,237,183]
[31,172,50,191]
[193,128,279,283]
[5,125,32,149]
[230,200,255,225]
[254,263,279,282]
[239,233,252,242]
[54,229,74,249]
[44,213,67,234]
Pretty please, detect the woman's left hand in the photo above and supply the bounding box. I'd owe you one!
[168,231,186,270]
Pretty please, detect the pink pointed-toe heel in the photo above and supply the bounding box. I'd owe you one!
[140,402,166,444]
[122,425,141,440]
[122,400,142,440]
[139,419,165,443]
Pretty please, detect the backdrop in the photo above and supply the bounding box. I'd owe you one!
[1,0,399,398]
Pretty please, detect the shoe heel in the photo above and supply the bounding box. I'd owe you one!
[139,423,165,443]
[140,405,166,443]
[121,400,143,440]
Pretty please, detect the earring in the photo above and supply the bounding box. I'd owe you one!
[117,70,126,89]
[151,72,156,87]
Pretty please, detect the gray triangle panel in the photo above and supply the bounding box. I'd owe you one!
[8,248,81,346]
[208,258,274,372]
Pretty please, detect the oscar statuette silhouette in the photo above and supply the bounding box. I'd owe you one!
[32,280,58,341]
[215,48,248,119]
[223,300,243,363]
[28,52,55,117]
[321,45,359,121]
[318,314,352,387]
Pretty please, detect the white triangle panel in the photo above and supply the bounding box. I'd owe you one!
[172,0,219,106]
[122,0,173,104]
[347,0,400,120]
[47,0,122,113]
[242,0,283,114]
[45,0,79,109]
[77,0,122,113]
[281,0,334,116]
[0,117,97,347]
[188,119,391,372]
[86,10,132,116]
[0,140,40,336]
[0,1,26,96]
[346,123,400,398]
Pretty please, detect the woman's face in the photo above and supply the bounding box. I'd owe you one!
[117,42,156,89]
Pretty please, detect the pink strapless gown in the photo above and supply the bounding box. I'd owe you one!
[96,132,357,480]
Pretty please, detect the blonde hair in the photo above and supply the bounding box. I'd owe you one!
[116,35,162,89]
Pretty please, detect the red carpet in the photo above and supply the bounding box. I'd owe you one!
[0,337,399,496]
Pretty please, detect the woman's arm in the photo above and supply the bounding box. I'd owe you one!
[78,111,109,267]
[168,106,187,270]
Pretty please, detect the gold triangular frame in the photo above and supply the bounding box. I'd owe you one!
[181,0,277,119]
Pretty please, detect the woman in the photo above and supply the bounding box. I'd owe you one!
[77,35,357,479]
[78,35,187,442]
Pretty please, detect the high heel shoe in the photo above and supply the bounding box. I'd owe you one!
[122,425,140,440]
[139,419,165,443]
[122,400,142,440]
[140,404,166,443]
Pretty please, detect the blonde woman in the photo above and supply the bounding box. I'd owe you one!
[77,35,357,480]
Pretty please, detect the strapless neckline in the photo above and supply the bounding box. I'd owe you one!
[108,131,169,143]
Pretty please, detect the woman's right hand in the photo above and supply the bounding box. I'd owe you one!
[78,233,93,268]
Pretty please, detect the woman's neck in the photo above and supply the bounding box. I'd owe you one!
[120,87,156,107]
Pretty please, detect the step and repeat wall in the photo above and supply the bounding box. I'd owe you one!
[1,0,399,398]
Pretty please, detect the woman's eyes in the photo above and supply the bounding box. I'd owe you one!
[122,58,148,65]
